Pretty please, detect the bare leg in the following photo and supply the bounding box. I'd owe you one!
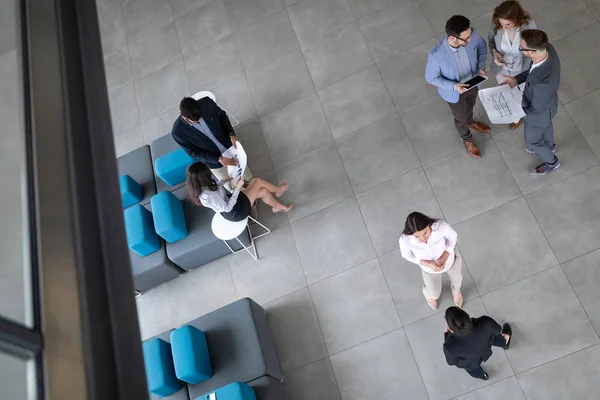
[244,177,287,202]
[253,188,291,212]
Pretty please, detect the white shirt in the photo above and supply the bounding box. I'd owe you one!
[499,27,523,74]
[199,180,240,213]
[399,221,458,274]
[529,52,548,73]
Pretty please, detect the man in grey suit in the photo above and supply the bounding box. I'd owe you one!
[502,29,561,175]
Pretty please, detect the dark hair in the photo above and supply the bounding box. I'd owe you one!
[445,306,473,335]
[180,97,202,121]
[445,15,471,38]
[186,162,218,206]
[492,1,531,35]
[402,212,439,236]
[521,29,549,51]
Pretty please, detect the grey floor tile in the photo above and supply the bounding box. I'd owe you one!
[114,126,144,157]
[424,139,522,224]
[357,0,435,63]
[284,359,341,400]
[234,119,272,176]
[211,75,257,125]
[356,168,442,256]
[175,0,232,57]
[455,198,558,295]
[260,93,333,167]
[345,0,396,20]
[136,284,175,340]
[454,377,526,400]
[309,259,401,354]
[104,45,133,94]
[224,0,284,31]
[128,22,182,80]
[0,1,16,56]
[140,107,180,145]
[517,344,600,400]
[405,297,513,400]
[494,107,599,195]
[264,288,328,372]
[287,0,355,46]
[255,169,290,230]
[379,249,479,326]
[330,329,429,400]
[419,0,497,34]
[564,89,600,160]
[246,50,315,117]
[532,0,597,42]
[228,225,306,305]
[169,0,212,19]
[109,83,140,135]
[134,60,190,121]
[291,198,376,285]
[378,38,439,112]
[166,257,237,326]
[235,9,298,72]
[562,249,600,335]
[301,23,373,90]
[482,267,599,373]
[273,143,353,223]
[98,0,127,55]
[122,0,173,42]
[318,66,395,139]
[525,165,600,263]
[336,114,420,194]
[586,0,600,19]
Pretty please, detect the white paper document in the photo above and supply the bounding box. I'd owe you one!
[221,141,248,183]
[478,83,526,125]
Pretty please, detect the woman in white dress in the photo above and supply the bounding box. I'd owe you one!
[488,0,536,129]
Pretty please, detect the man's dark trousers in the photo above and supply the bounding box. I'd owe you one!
[446,87,478,142]
[462,333,507,379]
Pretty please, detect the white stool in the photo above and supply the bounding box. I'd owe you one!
[211,213,270,260]
[192,90,240,127]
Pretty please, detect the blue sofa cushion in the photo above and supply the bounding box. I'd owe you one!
[124,205,161,256]
[151,192,188,243]
[171,325,212,384]
[198,382,256,400]
[120,175,143,208]
[143,338,182,397]
[155,148,194,187]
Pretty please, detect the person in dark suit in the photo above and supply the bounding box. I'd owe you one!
[502,29,561,176]
[443,306,513,380]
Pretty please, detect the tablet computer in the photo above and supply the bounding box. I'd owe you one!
[463,75,487,91]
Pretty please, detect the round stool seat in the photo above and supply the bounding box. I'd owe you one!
[211,213,248,241]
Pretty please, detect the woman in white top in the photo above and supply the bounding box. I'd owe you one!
[186,162,292,222]
[399,212,463,310]
[488,0,536,130]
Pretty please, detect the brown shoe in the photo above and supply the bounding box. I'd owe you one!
[464,141,481,158]
[509,119,522,130]
[468,121,491,133]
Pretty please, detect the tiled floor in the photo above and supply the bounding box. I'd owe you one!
[99,0,600,398]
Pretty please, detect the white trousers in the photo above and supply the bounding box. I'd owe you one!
[210,165,253,191]
[421,253,463,300]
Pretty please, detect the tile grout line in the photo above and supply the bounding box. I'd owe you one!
[560,264,600,340]
[514,342,600,378]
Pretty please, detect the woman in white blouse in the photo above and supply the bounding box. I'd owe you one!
[399,212,463,310]
[488,1,536,129]
[186,162,292,222]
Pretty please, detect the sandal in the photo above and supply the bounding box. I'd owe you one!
[502,323,512,349]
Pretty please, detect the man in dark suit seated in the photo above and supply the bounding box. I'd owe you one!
[443,306,513,380]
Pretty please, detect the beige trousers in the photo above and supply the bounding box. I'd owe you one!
[210,165,253,191]
[421,253,463,300]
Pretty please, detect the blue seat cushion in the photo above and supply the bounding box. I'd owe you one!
[151,192,188,243]
[197,382,256,400]
[155,148,194,187]
[143,338,182,397]
[124,205,161,256]
[120,175,143,208]
[171,325,212,384]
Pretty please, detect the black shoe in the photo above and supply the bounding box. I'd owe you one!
[502,323,512,350]
[482,371,489,381]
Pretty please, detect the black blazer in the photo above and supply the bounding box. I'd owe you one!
[443,316,502,369]
[171,97,235,169]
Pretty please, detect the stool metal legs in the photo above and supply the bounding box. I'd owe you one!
[222,217,271,260]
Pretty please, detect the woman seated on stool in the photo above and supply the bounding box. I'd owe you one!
[186,162,293,222]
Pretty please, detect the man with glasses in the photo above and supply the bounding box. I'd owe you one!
[426,15,491,159]
[502,29,561,175]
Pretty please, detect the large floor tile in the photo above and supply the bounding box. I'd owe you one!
[233,119,272,176]
[336,114,420,194]
[378,38,439,112]
[357,0,435,63]
[212,75,257,125]
[260,93,333,167]
[235,9,298,72]
[284,359,341,400]
[246,50,315,117]
[565,89,600,160]
[98,0,127,55]
[224,0,284,31]
[419,0,497,34]
[128,22,182,80]
[405,297,514,400]
[309,259,401,354]
[330,329,429,400]
[454,377,526,400]
[318,66,395,139]
[104,45,133,94]
[166,257,237,326]
[287,0,355,46]
[517,344,600,400]
[169,0,212,19]
[291,198,376,285]
[532,0,597,42]
[301,23,373,90]
[482,267,599,373]
[228,225,306,304]
[525,165,600,263]
[122,0,173,42]
[114,126,144,157]
[345,0,396,20]
[109,84,140,135]
[424,139,522,224]
[562,249,600,334]
[356,168,442,256]
[587,0,600,19]
[134,60,190,121]
[455,198,558,295]
[175,0,232,57]
[264,288,327,372]
[140,107,180,145]
[136,284,175,340]
[273,143,353,223]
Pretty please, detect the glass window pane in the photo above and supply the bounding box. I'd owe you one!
[0,351,37,400]
[0,0,33,326]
